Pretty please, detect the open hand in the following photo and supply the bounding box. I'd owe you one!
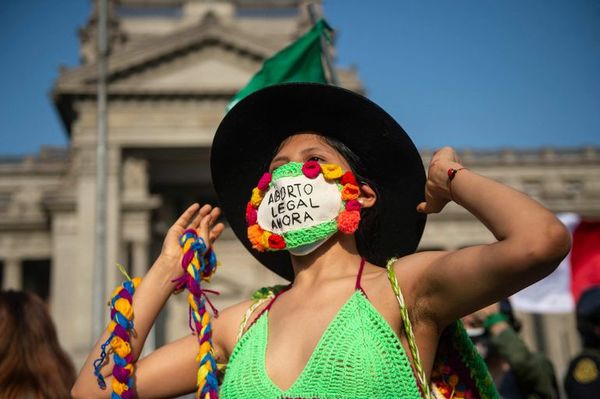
[416,146,464,214]
[160,203,226,265]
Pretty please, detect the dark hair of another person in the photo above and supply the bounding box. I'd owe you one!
[0,290,76,399]
[271,134,382,262]
[499,298,522,332]
[576,286,600,348]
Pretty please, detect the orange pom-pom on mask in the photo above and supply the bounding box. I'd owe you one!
[337,210,361,234]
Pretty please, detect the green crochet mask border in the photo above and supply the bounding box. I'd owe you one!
[282,219,339,249]
[271,162,303,181]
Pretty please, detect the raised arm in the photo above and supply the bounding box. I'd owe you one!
[72,203,224,398]
[401,147,571,329]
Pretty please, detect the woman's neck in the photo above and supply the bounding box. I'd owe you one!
[289,234,362,290]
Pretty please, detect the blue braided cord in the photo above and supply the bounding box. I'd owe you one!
[202,373,219,394]
[113,353,127,366]
[179,231,195,246]
[200,348,219,395]
[200,320,211,335]
[199,351,216,369]
[114,312,132,329]
[206,250,217,268]
[93,333,115,389]
[111,392,121,399]
[192,238,207,255]
[124,280,135,293]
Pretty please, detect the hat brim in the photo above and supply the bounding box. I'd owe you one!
[211,83,426,281]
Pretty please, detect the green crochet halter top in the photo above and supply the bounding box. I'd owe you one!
[220,259,423,399]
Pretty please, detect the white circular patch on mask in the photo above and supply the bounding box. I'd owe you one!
[257,173,342,236]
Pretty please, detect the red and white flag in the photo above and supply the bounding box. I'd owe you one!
[511,213,600,313]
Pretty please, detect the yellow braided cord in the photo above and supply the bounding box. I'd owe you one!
[178,230,219,399]
[93,265,141,399]
[386,258,432,398]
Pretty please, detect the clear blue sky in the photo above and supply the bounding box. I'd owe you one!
[1,0,599,155]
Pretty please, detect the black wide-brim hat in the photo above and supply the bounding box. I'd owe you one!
[211,83,426,281]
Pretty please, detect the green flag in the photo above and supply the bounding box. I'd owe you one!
[226,19,332,112]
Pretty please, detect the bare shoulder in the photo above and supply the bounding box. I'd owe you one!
[392,250,449,271]
[391,250,449,281]
[390,251,450,322]
[212,292,275,360]
[212,298,255,360]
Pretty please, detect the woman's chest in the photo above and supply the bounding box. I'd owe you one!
[221,292,423,398]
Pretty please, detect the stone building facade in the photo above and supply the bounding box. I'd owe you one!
[0,0,598,380]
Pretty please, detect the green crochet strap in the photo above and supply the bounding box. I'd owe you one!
[237,285,287,341]
[386,258,432,399]
[450,321,499,399]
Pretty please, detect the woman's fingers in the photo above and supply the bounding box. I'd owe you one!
[208,206,221,223]
[416,195,447,214]
[209,223,226,244]
[180,204,224,245]
[199,212,212,242]
[173,203,200,230]
[206,207,224,244]
[188,204,212,229]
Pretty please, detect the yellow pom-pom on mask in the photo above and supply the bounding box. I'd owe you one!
[250,187,264,207]
[321,164,343,180]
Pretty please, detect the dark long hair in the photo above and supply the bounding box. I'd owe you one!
[320,135,382,262]
[0,290,76,399]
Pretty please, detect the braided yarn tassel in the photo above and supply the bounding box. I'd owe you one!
[386,258,432,398]
[175,229,220,399]
[93,265,141,399]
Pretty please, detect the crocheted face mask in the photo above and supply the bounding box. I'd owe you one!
[246,161,362,254]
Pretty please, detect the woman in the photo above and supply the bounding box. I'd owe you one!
[0,290,76,398]
[73,83,570,398]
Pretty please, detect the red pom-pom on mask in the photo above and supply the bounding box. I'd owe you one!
[246,202,257,226]
[302,160,321,179]
[257,172,272,191]
[345,199,361,212]
[268,234,286,249]
[340,171,358,186]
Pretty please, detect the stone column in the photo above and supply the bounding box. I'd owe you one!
[2,257,22,290]
[132,240,149,279]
